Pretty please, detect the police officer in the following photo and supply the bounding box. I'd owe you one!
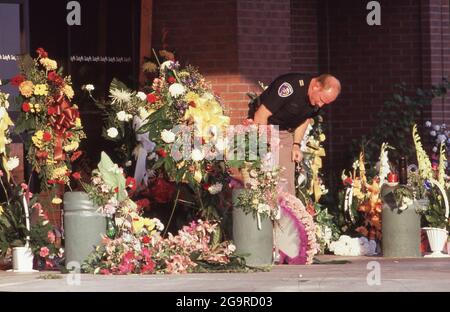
[251,73,341,195]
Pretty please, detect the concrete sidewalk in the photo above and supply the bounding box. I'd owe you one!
[1,256,450,292]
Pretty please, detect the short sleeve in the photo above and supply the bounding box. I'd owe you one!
[257,77,290,115]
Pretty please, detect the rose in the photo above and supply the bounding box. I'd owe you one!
[107,127,119,138]
[387,172,398,183]
[39,247,49,258]
[147,93,157,103]
[191,149,204,162]
[161,129,175,143]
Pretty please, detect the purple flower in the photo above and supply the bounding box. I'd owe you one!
[424,180,432,190]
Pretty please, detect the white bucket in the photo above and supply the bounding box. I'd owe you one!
[12,246,35,272]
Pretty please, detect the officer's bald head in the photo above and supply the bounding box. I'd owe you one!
[308,74,341,107]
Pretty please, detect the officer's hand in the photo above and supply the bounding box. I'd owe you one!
[292,145,303,162]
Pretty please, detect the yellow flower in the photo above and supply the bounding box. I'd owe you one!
[142,61,158,73]
[34,84,48,96]
[63,85,74,100]
[0,108,14,154]
[319,134,326,142]
[0,205,3,215]
[52,197,62,204]
[143,218,155,231]
[63,141,79,152]
[184,91,200,103]
[75,118,82,128]
[51,165,68,179]
[32,130,44,149]
[132,217,144,234]
[39,57,57,71]
[19,81,34,98]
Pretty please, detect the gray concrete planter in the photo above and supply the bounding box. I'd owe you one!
[232,189,273,266]
[64,191,106,266]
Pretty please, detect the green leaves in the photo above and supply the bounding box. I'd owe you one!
[97,152,126,202]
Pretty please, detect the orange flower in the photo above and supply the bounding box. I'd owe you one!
[356,226,369,237]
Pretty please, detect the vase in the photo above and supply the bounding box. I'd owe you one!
[10,246,37,272]
[232,189,273,266]
[64,191,106,266]
[381,188,423,258]
[423,227,450,258]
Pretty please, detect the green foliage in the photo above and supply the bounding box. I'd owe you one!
[422,187,450,230]
[351,79,450,168]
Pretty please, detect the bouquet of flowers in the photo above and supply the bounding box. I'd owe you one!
[9,48,85,189]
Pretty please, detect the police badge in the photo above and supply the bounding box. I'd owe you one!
[278,82,293,97]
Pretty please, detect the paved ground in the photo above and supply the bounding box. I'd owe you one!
[1,255,450,292]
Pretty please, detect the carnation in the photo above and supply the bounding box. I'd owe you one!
[107,127,119,138]
[117,110,132,122]
[161,129,176,143]
[136,91,147,101]
[168,83,185,98]
[39,57,57,71]
[19,81,34,98]
[63,85,75,100]
[84,84,95,92]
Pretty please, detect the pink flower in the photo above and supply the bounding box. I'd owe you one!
[39,246,49,258]
[20,183,28,190]
[45,259,54,268]
[0,170,3,177]
[47,231,56,244]
[141,261,155,274]
[100,268,111,275]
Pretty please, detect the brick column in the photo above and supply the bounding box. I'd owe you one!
[421,0,450,124]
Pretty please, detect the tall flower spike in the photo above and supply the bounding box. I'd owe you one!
[412,124,433,180]
[438,142,447,186]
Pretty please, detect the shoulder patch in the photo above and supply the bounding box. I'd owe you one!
[278,82,293,97]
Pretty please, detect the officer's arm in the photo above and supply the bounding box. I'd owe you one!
[253,104,273,125]
[293,118,312,146]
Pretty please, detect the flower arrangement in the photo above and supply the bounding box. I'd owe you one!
[9,48,85,189]
[425,120,450,173]
[78,153,242,274]
[233,153,282,227]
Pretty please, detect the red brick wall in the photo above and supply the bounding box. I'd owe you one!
[318,0,425,171]
[291,0,319,74]
[421,0,450,124]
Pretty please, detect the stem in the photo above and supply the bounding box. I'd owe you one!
[163,188,180,238]
[152,48,161,67]
[0,177,10,205]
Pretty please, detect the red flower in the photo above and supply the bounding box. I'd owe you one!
[36,150,48,159]
[147,93,157,104]
[36,47,48,58]
[71,172,81,180]
[47,106,57,115]
[10,75,25,87]
[65,131,73,138]
[126,176,137,191]
[99,269,111,275]
[47,71,58,81]
[202,183,210,190]
[141,261,155,274]
[136,198,151,211]
[343,177,353,186]
[167,76,176,84]
[114,187,119,193]
[157,148,167,158]
[43,131,52,142]
[148,178,176,203]
[141,236,150,244]
[70,150,83,162]
[22,102,31,112]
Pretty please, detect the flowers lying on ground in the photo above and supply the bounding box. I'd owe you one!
[10,48,85,189]
[329,235,377,256]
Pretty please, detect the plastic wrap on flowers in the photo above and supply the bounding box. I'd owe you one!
[274,193,319,265]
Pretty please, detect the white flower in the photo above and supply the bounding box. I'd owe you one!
[160,60,175,72]
[5,157,19,171]
[116,111,133,122]
[107,127,119,138]
[432,146,438,153]
[430,130,437,137]
[125,160,132,167]
[425,121,432,127]
[161,129,176,143]
[257,203,271,213]
[109,88,131,104]
[168,83,185,97]
[191,149,204,161]
[249,169,258,178]
[154,218,164,231]
[208,183,223,195]
[83,84,95,92]
[136,91,147,101]
[227,244,236,253]
[437,134,447,143]
[434,125,441,131]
